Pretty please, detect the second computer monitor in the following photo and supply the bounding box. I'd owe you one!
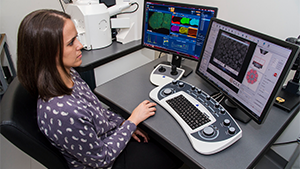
[142,0,218,74]
[196,18,299,124]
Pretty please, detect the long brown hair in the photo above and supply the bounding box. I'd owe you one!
[17,9,72,101]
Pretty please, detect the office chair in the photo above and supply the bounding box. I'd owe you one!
[0,77,69,169]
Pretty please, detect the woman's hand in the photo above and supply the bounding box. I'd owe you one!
[127,100,156,126]
[132,128,150,143]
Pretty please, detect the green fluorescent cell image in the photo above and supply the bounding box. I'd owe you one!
[149,12,172,30]
[180,17,190,25]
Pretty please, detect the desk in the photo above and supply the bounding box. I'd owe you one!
[75,40,142,90]
[94,55,300,169]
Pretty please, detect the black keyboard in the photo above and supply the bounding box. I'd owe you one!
[166,94,211,129]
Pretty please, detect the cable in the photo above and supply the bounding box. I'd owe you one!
[116,2,139,15]
[158,52,162,58]
[211,92,225,104]
[211,92,222,99]
[59,0,66,13]
[273,138,300,146]
[211,92,224,101]
[218,96,225,103]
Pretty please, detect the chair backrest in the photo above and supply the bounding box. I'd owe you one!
[0,77,69,169]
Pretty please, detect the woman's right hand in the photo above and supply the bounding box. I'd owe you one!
[127,100,156,126]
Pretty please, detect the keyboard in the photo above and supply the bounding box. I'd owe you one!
[167,94,211,129]
[149,80,242,155]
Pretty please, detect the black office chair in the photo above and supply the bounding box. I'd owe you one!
[0,77,69,169]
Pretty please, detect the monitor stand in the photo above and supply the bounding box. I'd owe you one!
[159,54,193,77]
[221,99,251,124]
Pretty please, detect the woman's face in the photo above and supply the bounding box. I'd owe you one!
[60,19,83,71]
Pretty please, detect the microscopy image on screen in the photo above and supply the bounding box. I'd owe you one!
[170,16,199,38]
[147,11,172,35]
[243,67,263,92]
[171,16,199,27]
[212,32,249,76]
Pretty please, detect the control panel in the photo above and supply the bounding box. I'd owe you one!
[149,80,242,155]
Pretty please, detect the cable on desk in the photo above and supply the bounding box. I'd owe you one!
[273,138,300,146]
[211,92,223,100]
[211,92,225,103]
[211,92,222,98]
[218,96,225,104]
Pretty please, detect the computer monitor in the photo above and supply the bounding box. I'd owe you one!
[142,0,218,76]
[196,18,300,124]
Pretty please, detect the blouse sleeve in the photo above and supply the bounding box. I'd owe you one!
[100,107,126,126]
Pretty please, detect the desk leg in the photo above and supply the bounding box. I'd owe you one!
[285,143,300,169]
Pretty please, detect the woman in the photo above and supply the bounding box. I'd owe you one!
[17,9,182,169]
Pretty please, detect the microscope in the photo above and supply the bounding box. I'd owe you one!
[63,0,139,50]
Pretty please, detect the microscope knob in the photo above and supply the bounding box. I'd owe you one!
[206,95,211,100]
[220,109,226,114]
[163,88,173,95]
[178,82,184,87]
[171,65,178,75]
[197,89,202,94]
[228,127,236,135]
[215,102,220,108]
[203,126,214,136]
[223,119,231,126]
[158,66,166,72]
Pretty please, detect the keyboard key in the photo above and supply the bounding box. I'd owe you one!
[166,94,211,130]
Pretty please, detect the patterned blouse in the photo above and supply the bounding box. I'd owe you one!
[37,69,137,169]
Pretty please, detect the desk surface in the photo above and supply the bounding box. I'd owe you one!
[94,56,300,169]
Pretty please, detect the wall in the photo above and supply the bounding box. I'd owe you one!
[0,0,300,168]
[0,0,63,69]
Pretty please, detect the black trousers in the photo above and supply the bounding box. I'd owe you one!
[112,138,183,169]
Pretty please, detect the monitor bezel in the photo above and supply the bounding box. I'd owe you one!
[195,18,300,124]
[141,0,218,61]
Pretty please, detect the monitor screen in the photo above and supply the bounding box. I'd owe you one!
[142,0,218,62]
[196,18,299,124]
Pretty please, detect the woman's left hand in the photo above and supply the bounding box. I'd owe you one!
[132,128,150,143]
